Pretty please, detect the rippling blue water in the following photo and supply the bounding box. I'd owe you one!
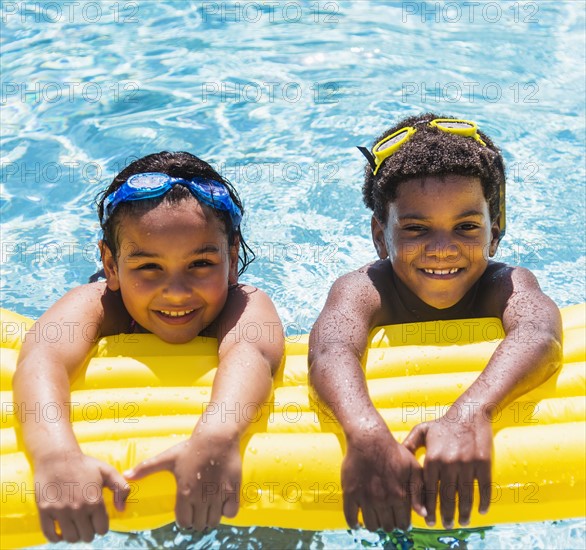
[2,1,585,548]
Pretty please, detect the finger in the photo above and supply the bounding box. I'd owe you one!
[175,490,195,530]
[457,465,475,526]
[343,496,360,529]
[207,494,224,530]
[423,464,439,526]
[362,504,380,532]
[439,471,458,530]
[393,499,411,531]
[54,515,80,543]
[40,513,61,543]
[402,423,427,454]
[222,482,240,518]
[409,465,427,518]
[124,447,176,480]
[192,499,208,532]
[73,512,96,543]
[378,505,396,533]
[101,465,131,512]
[477,460,492,514]
[90,505,109,537]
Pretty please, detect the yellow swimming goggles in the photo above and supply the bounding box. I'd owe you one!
[358,118,505,238]
[359,119,487,176]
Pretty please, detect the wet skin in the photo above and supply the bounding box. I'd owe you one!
[102,199,238,344]
[371,174,500,312]
[309,174,562,531]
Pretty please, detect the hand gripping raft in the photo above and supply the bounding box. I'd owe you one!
[1,305,584,547]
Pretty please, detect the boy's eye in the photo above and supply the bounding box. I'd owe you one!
[458,223,480,231]
[190,259,214,268]
[402,225,427,232]
[136,263,161,270]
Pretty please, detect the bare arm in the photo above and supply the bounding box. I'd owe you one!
[457,267,562,412]
[13,282,129,543]
[404,266,562,528]
[126,285,284,531]
[309,271,424,531]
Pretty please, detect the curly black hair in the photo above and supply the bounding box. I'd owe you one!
[362,112,505,226]
[96,151,254,275]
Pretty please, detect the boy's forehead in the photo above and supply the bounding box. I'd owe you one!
[387,175,488,218]
[395,174,483,196]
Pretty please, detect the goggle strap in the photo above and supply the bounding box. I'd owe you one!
[357,146,376,171]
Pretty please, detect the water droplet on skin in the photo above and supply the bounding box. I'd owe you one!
[298,463,303,471]
[196,472,201,480]
[210,459,215,466]
[250,447,257,455]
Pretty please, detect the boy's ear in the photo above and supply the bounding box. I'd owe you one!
[488,218,501,257]
[371,216,389,260]
[99,240,120,291]
[228,237,240,285]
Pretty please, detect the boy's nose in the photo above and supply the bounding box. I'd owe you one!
[162,275,193,301]
[424,236,461,261]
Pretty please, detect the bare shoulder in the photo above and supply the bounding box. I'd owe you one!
[216,283,284,369]
[481,263,560,335]
[223,284,278,318]
[38,282,108,322]
[327,262,385,308]
[310,262,385,356]
[481,263,545,303]
[38,282,130,338]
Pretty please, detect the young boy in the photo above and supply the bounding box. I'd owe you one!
[308,113,562,532]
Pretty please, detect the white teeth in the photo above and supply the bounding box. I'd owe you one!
[159,309,194,317]
[423,268,460,275]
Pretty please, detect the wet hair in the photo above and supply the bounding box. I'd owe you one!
[96,151,254,275]
[362,112,505,225]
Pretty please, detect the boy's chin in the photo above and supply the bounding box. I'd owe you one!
[420,295,463,310]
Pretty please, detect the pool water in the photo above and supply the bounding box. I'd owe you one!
[1,0,584,548]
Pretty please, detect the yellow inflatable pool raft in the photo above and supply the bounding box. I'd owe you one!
[1,304,584,547]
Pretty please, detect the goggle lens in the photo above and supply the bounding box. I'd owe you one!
[375,129,410,152]
[435,121,474,130]
[127,173,169,190]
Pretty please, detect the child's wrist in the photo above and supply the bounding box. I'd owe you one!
[32,447,84,468]
[344,415,392,447]
[194,417,242,442]
[446,398,498,424]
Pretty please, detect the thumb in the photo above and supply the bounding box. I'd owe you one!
[100,464,131,512]
[124,446,177,481]
[402,422,428,454]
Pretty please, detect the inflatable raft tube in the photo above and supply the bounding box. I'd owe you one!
[0,304,584,547]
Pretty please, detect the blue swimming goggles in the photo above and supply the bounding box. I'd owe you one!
[101,172,242,228]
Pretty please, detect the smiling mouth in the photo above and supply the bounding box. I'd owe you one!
[422,268,462,275]
[157,309,196,318]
